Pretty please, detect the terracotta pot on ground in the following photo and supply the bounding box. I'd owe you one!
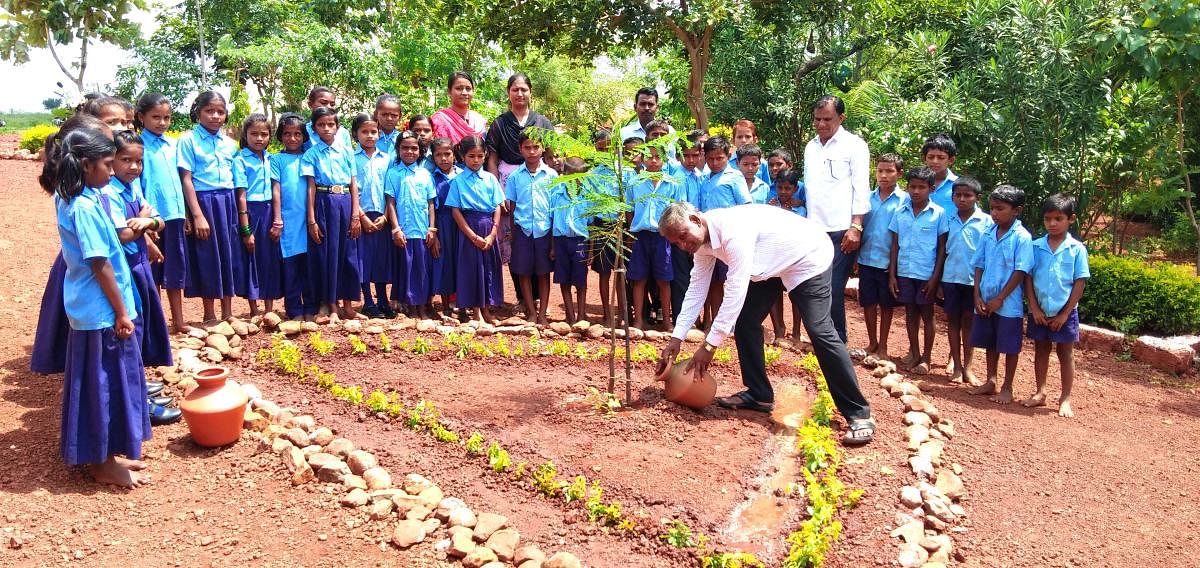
[661,360,717,410]
[179,366,248,447]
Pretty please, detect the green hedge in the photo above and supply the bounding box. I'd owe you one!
[1080,255,1200,336]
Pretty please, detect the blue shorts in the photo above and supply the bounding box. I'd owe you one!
[896,276,936,305]
[553,236,588,287]
[942,282,974,316]
[628,230,672,282]
[857,265,898,308]
[1026,308,1080,343]
[510,228,551,276]
[970,314,1024,354]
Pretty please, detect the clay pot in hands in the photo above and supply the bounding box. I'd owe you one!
[179,366,248,447]
[660,360,717,410]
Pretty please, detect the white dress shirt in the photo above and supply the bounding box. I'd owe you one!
[672,204,835,346]
[802,125,871,232]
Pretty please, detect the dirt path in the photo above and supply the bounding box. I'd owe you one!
[1,156,1198,566]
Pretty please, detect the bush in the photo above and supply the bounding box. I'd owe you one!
[19,124,59,153]
[1080,255,1200,336]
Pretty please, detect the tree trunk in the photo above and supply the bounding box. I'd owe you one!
[44,26,86,93]
[664,20,712,130]
[1174,89,1200,275]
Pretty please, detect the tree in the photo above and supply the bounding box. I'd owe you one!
[41,96,61,110]
[0,0,145,93]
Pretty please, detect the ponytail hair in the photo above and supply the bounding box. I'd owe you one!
[82,96,132,119]
[113,130,144,154]
[350,113,377,138]
[275,112,309,145]
[455,135,486,158]
[52,128,116,201]
[238,113,271,149]
[133,92,171,130]
[39,114,109,194]
[189,91,227,123]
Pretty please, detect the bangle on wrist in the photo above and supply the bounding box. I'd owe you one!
[307,221,317,226]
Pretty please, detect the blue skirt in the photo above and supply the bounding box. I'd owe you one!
[455,210,502,308]
[31,254,69,374]
[358,211,393,285]
[238,200,283,300]
[392,238,432,305]
[308,192,361,303]
[61,326,150,465]
[431,207,459,296]
[152,218,188,289]
[129,253,173,367]
[186,189,241,299]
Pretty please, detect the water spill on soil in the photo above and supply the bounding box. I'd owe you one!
[722,383,814,559]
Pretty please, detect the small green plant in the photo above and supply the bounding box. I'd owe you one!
[465,432,485,455]
[487,441,511,472]
[531,460,566,497]
[703,552,765,568]
[617,518,638,532]
[330,383,364,405]
[431,423,459,443]
[511,461,527,480]
[798,352,821,375]
[548,339,570,356]
[314,367,335,389]
[378,332,392,353]
[492,335,512,357]
[713,347,733,364]
[308,331,335,356]
[410,336,433,355]
[574,343,591,360]
[584,386,621,415]
[797,420,839,473]
[564,475,588,503]
[660,520,707,549]
[406,400,440,430]
[348,334,367,355]
[386,402,405,418]
[764,345,783,366]
[445,332,472,359]
[365,390,389,413]
[630,342,660,363]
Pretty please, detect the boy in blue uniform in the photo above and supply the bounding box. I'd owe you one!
[924,133,959,213]
[766,148,793,191]
[669,130,707,325]
[858,154,907,365]
[627,146,682,331]
[888,167,948,375]
[939,175,991,384]
[1023,193,1089,417]
[504,132,557,326]
[737,144,774,204]
[549,157,592,324]
[968,185,1034,403]
[698,136,751,327]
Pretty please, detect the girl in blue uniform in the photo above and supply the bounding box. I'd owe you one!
[302,106,362,321]
[270,113,316,320]
[445,135,504,324]
[352,113,395,318]
[48,128,151,487]
[234,113,281,316]
[385,131,438,318]
[134,93,188,333]
[178,91,241,322]
[428,137,462,316]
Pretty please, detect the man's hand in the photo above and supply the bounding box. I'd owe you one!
[840,228,861,253]
[686,343,715,382]
[656,338,682,379]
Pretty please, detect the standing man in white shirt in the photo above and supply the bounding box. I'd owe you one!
[803,95,871,348]
[655,202,875,445]
[619,87,677,159]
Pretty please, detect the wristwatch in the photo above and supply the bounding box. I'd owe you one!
[702,341,716,353]
[849,222,864,232]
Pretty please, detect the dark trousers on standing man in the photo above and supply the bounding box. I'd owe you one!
[827,230,857,344]
[670,244,693,325]
[733,270,871,421]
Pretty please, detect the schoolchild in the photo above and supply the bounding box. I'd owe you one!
[504,131,557,326]
[177,91,241,321]
[352,113,395,318]
[385,131,438,318]
[737,143,773,204]
[766,148,794,190]
[445,135,505,324]
[373,94,403,155]
[85,96,134,133]
[857,154,907,364]
[549,157,592,324]
[304,86,353,151]
[134,93,188,333]
[627,146,682,332]
[588,129,625,325]
[670,129,707,321]
[923,133,959,213]
[270,113,317,320]
[968,185,1034,404]
[408,115,435,170]
[428,137,462,316]
[233,113,281,316]
[730,119,772,185]
[1022,193,1089,418]
[888,166,948,375]
[940,175,991,384]
[771,169,810,345]
[301,106,362,321]
[698,135,751,327]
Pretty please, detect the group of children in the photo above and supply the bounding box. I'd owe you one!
[856,134,1088,418]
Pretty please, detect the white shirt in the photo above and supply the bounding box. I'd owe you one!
[618,119,677,158]
[672,204,834,347]
[802,125,871,232]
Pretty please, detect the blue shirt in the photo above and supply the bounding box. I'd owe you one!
[384,161,437,238]
[972,220,1035,318]
[103,177,145,256]
[929,169,959,214]
[504,161,557,238]
[269,152,308,258]
[177,124,237,192]
[1029,234,1090,317]
[233,148,272,202]
[432,165,461,209]
[858,188,909,270]
[304,123,353,153]
[355,148,391,214]
[300,139,356,186]
[628,177,684,232]
[56,187,137,330]
[139,130,184,221]
[888,201,949,280]
[732,154,772,186]
[549,182,591,238]
[681,168,704,206]
[444,168,504,213]
[700,165,751,212]
[376,130,398,156]
[747,177,774,204]
[942,208,992,285]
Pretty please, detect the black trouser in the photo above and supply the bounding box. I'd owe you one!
[827,230,858,344]
[670,244,693,323]
[734,270,871,421]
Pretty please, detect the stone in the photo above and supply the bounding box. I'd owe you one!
[363,467,392,490]
[876,360,898,374]
[228,335,243,349]
[273,408,296,426]
[571,320,591,332]
[481,563,506,568]
[343,319,363,333]
[286,415,316,432]
[325,438,354,457]
[627,327,645,340]
[369,499,395,520]
[201,347,223,363]
[369,488,405,502]
[270,437,293,455]
[366,324,384,335]
[898,542,930,567]
[416,319,438,332]
[904,411,933,428]
[404,473,435,495]
[391,319,415,331]
[204,333,231,355]
[243,409,270,432]
[417,485,444,509]
[437,497,467,519]
[422,517,442,535]
[448,526,477,557]
[871,365,891,378]
[391,519,426,548]
[317,460,352,483]
[685,329,705,343]
[472,513,508,541]
[891,382,923,397]
[899,486,923,509]
[306,452,340,470]
[890,519,925,544]
[1078,323,1124,352]
[283,428,311,448]
[176,337,206,350]
[240,383,262,401]
[918,440,945,466]
[279,321,302,335]
[230,320,250,336]
[906,425,930,450]
[880,374,901,391]
[544,552,583,568]
[549,322,572,336]
[405,506,433,521]
[514,546,547,565]
[909,455,935,481]
[518,562,543,568]
[1132,335,1194,373]
[310,427,335,447]
[463,547,499,568]
[922,563,947,568]
[254,398,281,417]
[644,329,664,340]
[340,488,369,507]
[346,450,379,475]
[247,323,260,334]
[500,316,526,326]
[485,529,520,561]
[283,447,314,485]
[186,326,208,339]
[343,474,368,491]
[924,496,956,523]
[935,470,965,501]
[449,506,477,528]
[920,534,952,555]
[206,321,236,337]
[392,494,427,515]
[262,312,283,329]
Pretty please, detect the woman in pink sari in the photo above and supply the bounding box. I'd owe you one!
[431,72,487,146]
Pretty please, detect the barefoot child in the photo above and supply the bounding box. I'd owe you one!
[766,148,793,192]
[302,106,363,321]
[270,113,316,321]
[1023,193,1088,417]
[888,167,948,375]
[385,131,438,318]
[233,113,280,317]
[940,176,990,384]
[550,157,592,324]
[428,137,462,317]
[737,144,773,204]
[627,146,681,331]
[699,136,751,328]
[373,94,402,155]
[968,185,1034,403]
[135,93,188,333]
[857,154,907,364]
[504,132,557,325]
[923,133,959,213]
[446,135,505,324]
[589,129,622,324]
[352,113,395,318]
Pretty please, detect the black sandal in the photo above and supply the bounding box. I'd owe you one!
[715,391,775,413]
[842,417,876,446]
